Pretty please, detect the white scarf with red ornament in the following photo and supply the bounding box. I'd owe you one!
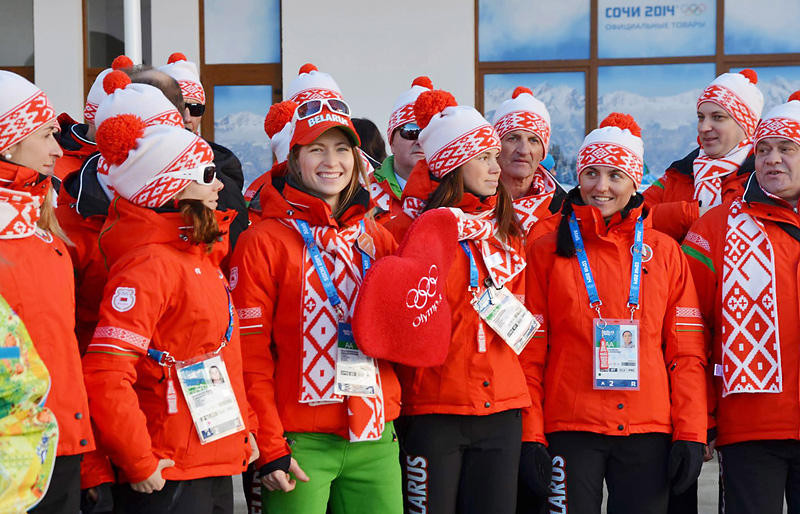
[693,138,752,208]
[720,197,782,397]
[0,186,40,239]
[513,167,557,233]
[285,219,385,442]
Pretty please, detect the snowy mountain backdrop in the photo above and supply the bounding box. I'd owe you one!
[214,111,272,189]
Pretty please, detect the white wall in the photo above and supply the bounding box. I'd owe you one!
[34,0,84,121]
[282,0,475,144]
[150,0,200,68]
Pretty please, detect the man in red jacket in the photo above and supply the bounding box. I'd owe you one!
[683,92,800,514]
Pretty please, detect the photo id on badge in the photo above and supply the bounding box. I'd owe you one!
[593,319,640,390]
[335,322,378,397]
[175,353,245,444]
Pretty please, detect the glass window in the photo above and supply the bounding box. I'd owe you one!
[731,66,800,115]
[485,72,585,186]
[478,0,590,62]
[87,0,152,67]
[725,0,800,55]
[204,0,280,64]
[0,1,34,66]
[598,63,715,184]
[598,0,715,58]
[214,85,274,187]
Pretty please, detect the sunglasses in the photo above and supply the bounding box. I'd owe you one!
[296,98,351,120]
[145,163,217,186]
[185,103,206,117]
[397,123,420,141]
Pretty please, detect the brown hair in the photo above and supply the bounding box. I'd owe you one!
[422,168,522,240]
[178,199,223,253]
[38,187,72,245]
[287,129,366,221]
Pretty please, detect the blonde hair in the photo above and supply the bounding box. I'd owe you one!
[37,186,72,246]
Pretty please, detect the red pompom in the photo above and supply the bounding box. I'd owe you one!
[513,86,533,99]
[111,55,133,70]
[299,63,318,74]
[739,68,758,85]
[168,52,187,64]
[103,70,131,95]
[96,114,145,166]
[264,100,299,137]
[600,112,642,138]
[414,90,458,130]
[789,90,800,103]
[412,76,433,89]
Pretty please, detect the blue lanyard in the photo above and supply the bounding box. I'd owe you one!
[568,213,643,317]
[459,241,480,290]
[297,219,371,319]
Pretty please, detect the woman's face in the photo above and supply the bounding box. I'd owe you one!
[4,123,63,176]
[578,165,637,219]
[177,176,224,210]
[697,102,746,159]
[461,149,502,197]
[297,128,355,206]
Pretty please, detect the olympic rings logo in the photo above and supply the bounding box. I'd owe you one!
[681,3,706,15]
[406,265,439,310]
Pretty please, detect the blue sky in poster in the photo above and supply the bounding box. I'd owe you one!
[214,85,273,120]
[479,0,590,61]
[598,63,714,97]
[725,0,800,54]
[204,0,280,64]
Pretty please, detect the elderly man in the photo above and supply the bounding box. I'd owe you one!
[682,92,800,514]
[492,87,565,237]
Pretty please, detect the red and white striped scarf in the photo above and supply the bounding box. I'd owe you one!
[0,186,39,239]
[720,198,782,397]
[286,219,385,442]
[693,139,752,208]
[513,167,557,233]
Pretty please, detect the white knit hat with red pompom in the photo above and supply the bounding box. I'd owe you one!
[0,70,56,154]
[387,76,433,142]
[492,86,552,157]
[158,52,205,104]
[578,112,645,189]
[697,69,764,138]
[96,116,214,208]
[84,55,134,124]
[264,100,298,164]
[286,63,343,104]
[755,90,800,148]
[414,90,501,179]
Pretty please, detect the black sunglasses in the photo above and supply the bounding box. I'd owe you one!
[398,123,420,141]
[186,103,206,117]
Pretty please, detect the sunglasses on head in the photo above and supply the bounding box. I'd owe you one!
[185,103,206,117]
[145,163,217,186]
[296,98,351,120]
[397,123,420,141]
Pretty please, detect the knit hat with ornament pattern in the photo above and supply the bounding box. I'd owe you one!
[286,63,343,104]
[491,86,552,158]
[697,69,764,138]
[387,76,433,142]
[159,52,205,104]
[84,55,134,124]
[0,70,56,154]
[578,112,644,189]
[755,91,800,148]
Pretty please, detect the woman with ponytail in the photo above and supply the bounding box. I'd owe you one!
[81,114,256,513]
[521,113,708,514]
[384,89,531,514]
[0,70,95,514]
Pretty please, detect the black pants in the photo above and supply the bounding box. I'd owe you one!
[28,454,81,514]
[545,431,671,514]
[112,476,233,514]
[397,409,522,514]
[719,439,800,514]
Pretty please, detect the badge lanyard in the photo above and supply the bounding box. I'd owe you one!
[459,241,480,293]
[568,213,643,322]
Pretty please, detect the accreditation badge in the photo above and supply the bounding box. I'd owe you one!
[471,286,540,355]
[335,322,378,397]
[174,352,245,444]
[593,319,640,390]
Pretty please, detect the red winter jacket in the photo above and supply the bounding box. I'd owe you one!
[643,148,753,241]
[0,160,95,457]
[522,199,708,445]
[54,113,96,181]
[682,179,800,447]
[230,174,401,467]
[385,164,531,418]
[82,197,252,483]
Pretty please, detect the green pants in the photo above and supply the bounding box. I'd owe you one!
[263,421,402,514]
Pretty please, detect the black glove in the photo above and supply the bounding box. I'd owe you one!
[258,453,291,478]
[80,482,114,514]
[519,442,553,497]
[668,440,704,494]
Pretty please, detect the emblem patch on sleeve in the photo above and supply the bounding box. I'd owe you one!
[112,287,136,312]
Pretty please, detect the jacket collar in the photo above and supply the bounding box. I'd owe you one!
[669,146,755,178]
[57,113,96,156]
[566,188,647,239]
[373,155,403,199]
[741,173,800,225]
[58,153,110,219]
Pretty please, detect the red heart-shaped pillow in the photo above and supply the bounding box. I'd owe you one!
[353,208,457,367]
